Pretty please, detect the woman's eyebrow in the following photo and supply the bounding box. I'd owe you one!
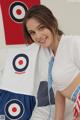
[28,25,39,31]
[28,24,43,33]
[37,24,44,28]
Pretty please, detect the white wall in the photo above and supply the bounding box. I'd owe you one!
[41,0,80,35]
[0,7,6,48]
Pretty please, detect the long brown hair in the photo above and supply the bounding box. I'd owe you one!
[23,4,63,43]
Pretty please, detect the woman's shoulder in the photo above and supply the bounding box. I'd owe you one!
[62,35,80,42]
[60,35,80,47]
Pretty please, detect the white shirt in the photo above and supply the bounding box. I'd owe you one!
[53,35,80,93]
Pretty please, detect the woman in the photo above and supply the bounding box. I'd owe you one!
[23,4,57,120]
[23,4,75,120]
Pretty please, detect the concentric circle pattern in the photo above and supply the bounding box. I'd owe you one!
[9,1,27,23]
[13,53,29,72]
[5,99,25,120]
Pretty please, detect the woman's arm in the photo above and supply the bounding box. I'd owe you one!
[54,73,80,120]
[55,91,65,120]
[61,73,80,99]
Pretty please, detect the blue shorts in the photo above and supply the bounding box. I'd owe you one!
[0,89,36,120]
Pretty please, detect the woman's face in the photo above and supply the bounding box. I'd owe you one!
[26,18,54,48]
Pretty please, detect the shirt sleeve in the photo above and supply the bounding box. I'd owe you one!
[73,36,80,70]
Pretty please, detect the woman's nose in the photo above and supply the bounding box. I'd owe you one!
[36,32,42,41]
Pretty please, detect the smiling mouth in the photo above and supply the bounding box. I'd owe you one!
[37,40,46,45]
[36,36,48,44]
[39,37,48,44]
[39,41,45,43]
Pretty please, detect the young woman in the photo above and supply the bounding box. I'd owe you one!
[23,4,79,120]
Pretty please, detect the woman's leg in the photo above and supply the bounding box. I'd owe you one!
[55,91,65,120]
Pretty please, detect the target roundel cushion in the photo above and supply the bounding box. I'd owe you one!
[5,99,25,120]
[9,1,27,23]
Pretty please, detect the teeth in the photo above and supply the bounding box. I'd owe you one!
[39,40,45,43]
[41,39,46,42]
[37,36,47,43]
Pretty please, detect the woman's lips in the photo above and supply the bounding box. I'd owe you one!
[39,37,48,44]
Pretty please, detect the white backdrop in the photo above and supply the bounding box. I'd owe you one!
[41,0,80,34]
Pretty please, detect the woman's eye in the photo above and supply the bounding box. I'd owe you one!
[29,31,35,35]
[39,26,45,30]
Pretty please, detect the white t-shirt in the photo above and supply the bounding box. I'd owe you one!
[0,43,40,95]
[0,43,52,96]
[53,35,80,93]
